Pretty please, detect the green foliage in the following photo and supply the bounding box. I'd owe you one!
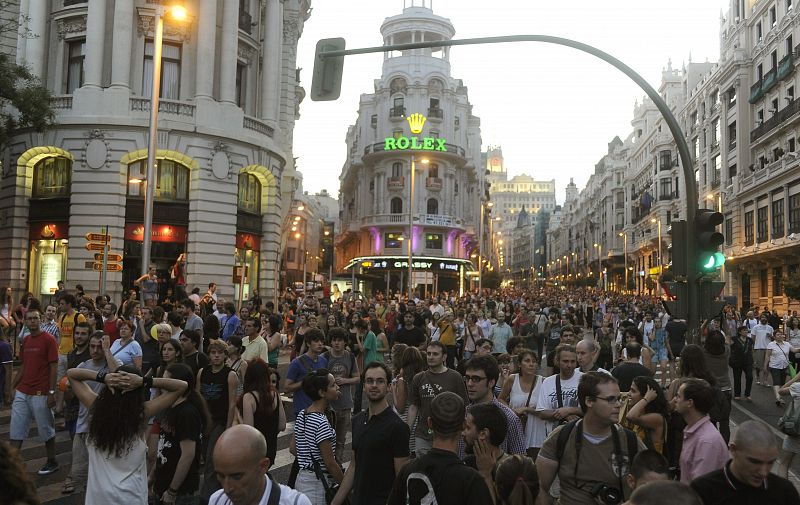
[0,51,54,148]
[784,271,800,301]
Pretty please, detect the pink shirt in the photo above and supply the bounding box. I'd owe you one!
[680,416,729,483]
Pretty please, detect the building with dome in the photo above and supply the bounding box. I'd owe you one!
[334,2,483,296]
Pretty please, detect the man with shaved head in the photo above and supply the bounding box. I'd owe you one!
[690,420,800,504]
[629,481,702,505]
[209,425,311,505]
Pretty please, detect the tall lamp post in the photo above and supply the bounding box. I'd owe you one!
[618,231,628,293]
[140,4,187,277]
[593,243,602,289]
[407,155,429,298]
[650,217,662,294]
[478,200,492,292]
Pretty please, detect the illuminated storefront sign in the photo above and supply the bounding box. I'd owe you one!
[383,113,447,152]
[124,224,188,243]
[356,256,463,273]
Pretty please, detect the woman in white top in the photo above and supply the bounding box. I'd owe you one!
[777,372,800,478]
[110,321,143,369]
[498,349,542,458]
[67,365,186,505]
[765,331,800,406]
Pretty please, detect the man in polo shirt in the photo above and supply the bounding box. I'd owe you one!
[690,419,800,505]
[9,309,60,475]
[332,362,410,505]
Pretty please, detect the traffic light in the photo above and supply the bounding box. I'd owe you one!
[662,281,688,320]
[311,38,346,101]
[699,280,726,320]
[694,209,725,273]
[667,220,687,279]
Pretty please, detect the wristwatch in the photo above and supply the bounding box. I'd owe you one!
[48,390,55,395]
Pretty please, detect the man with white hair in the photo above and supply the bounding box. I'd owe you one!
[576,339,608,374]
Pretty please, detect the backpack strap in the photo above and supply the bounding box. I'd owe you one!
[555,375,564,409]
[554,419,579,475]
[266,475,282,505]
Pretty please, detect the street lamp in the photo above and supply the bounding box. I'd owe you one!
[593,243,602,289]
[141,3,188,277]
[650,217,662,294]
[478,201,492,292]
[408,156,429,298]
[618,231,628,293]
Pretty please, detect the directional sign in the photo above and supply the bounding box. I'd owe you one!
[85,233,111,242]
[85,261,122,271]
[85,243,106,252]
[94,253,123,262]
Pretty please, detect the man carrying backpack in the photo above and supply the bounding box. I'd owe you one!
[536,372,645,505]
[387,392,492,505]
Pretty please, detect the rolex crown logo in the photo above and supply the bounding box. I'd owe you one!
[407,113,426,134]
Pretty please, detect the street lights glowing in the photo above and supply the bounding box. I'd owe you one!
[170,4,188,21]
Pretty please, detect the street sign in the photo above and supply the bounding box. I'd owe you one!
[85,261,122,271]
[94,252,123,262]
[85,233,111,242]
[85,243,106,251]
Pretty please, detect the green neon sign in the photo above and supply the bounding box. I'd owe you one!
[384,136,447,151]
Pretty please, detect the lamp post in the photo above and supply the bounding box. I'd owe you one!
[618,231,628,293]
[594,243,602,289]
[478,201,492,292]
[650,217,662,294]
[407,155,429,298]
[141,3,187,277]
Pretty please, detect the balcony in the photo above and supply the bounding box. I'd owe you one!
[426,177,443,190]
[763,68,778,93]
[50,95,73,110]
[387,176,405,189]
[427,107,443,119]
[389,107,406,118]
[360,213,409,226]
[778,53,795,80]
[238,11,253,34]
[243,115,275,137]
[749,79,763,104]
[750,97,800,141]
[130,97,195,117]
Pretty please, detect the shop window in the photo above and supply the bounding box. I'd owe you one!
[66,38,85,94]
[32,157,71,198]
[390,197,403,214]
[238,173,261,214]
[427,198,438,215]
[127,159,189,201]
[425,233,442,249]
[385,232,403,248]
[143,40,182,99]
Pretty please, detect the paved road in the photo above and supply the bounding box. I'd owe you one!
[4,357,800,503]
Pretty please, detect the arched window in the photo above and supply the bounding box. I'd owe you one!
[427,198,438,215]
[391,197,403,214]
[428,163,439,178]
[127,159,189,201]
[238,173,262,214]
[32,157,71,198]
[391,162,403,178]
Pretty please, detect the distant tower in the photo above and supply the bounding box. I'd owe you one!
[516,204,530,228]
[565,178,578,203]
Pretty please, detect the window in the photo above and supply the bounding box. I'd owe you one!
[392,129,403,139]
[788,35,794,57]
[790,194,800,232]
[728,121,737,147]
[238,173,261,214]
[771,6,777,27]
[425,233,442,249]
[385,232,403,248]
[774,267,783,296]
[728,87,737,106]
[729,164,737,179]
[32,157,71,198]
[745,210,754,244]
[693,137,699,159]
[659,178,672,198]
[712,156,721,183]
[127,159,189,201]
[773,198,785,238]
[143,40,182,99]
[430,98,440,109]
[761,269,768,297]
[757,22,763,41]
[428,163,439,178]
[757,207,769,242]
[390,197,403,214]
[286,247,296,263]
[725,218,733,245]
[772,50,779,70]
[454,182,459,194]
[427,198,438,215]
[659,151,672,171]
[790,138,797,153]
[757,63,764,81]
[236,62,246,108]
[712,120,720,145]
[391,162,402,178]
[66,39,85,93]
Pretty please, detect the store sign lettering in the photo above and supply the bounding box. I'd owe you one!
[384,136,447,152]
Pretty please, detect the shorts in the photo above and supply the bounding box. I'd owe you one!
[754,349,767,369]
[651,347,669,363]
[9,391,55,442]
[669,344,683,360]
[783,431,800,454]
[770,367,787,386]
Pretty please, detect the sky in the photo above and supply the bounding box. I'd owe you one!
[293,0,728,204]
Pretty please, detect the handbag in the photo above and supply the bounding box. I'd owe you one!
[777,344,797,379]
[311,458,349,505]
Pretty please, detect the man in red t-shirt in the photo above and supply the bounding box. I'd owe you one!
[9,308,60,475]
[102,302,122,344]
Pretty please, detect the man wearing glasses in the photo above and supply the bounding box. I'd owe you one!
[331,362,409,505]
[536,372,645,505]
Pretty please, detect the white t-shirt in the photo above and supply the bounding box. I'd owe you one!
[209,476,311,505]
[767,341,792,369]
[751,323,774,350]
[535,370,583,438]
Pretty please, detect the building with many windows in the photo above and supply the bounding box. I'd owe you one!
[334,3,482,296]
[0,0,310,304]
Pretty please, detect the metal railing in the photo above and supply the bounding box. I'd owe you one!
[389,107,406,117]
[130,97,196,117]
[243,116,275,137]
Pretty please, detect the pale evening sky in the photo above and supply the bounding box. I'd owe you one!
[293,0,727,204]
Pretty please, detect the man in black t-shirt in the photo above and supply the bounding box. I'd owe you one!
[394,311,426,348]
[611,343,653,392]
[387,392,492,505]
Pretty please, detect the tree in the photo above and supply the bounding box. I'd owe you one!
[0,5,54,149]
[784,270,800,301]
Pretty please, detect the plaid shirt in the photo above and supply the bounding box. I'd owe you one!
[19,320,61,345]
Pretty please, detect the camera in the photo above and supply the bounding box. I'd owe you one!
[589,483,623,505]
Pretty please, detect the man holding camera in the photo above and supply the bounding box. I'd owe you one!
[536,372,645,505]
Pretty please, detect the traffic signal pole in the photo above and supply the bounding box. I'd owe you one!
[314,34,701,334]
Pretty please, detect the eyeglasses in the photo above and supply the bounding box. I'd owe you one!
[591,395,623,404]
[464,375,488,383]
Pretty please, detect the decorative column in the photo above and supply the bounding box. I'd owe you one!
[194,0,217,99]
[219,0,239,103]
[83,0,107,88]
[25,0,47,79]
[260,0,282,122]
[110,0,134,88]
[16,0,30,66]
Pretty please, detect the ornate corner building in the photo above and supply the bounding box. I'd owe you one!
[0,0,311,303]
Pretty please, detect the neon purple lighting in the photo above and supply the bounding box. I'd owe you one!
[412,226,422,253]
[370,227,381,252]
[446,230,459,256]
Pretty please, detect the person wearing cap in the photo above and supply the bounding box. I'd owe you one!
[387,392,492,505]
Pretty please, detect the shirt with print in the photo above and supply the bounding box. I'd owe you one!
[17,331,58,395]
[325,351,357,410]
[534,370,583,437]
[408,369,469,440]
[294,410,336,471]
[155,401,203,497]
[58,312,86,356]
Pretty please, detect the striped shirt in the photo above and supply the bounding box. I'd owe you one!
[294,410,336,471]
[18,320,61,345]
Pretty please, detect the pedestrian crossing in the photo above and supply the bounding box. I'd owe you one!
[1,403,353,505]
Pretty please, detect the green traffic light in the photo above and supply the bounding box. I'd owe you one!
[701,252,726,271]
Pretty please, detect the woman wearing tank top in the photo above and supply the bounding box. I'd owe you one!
[238,359,285,463]
[499,349,542,458]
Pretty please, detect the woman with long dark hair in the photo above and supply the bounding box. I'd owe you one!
[67,364,187,504]
[493,454,539,505]
[265,313,283,368]
[238,359,285,463]
[392,346,425,455]
[152,363,210,505]
[625,376,670,453]
[146,339,183,479]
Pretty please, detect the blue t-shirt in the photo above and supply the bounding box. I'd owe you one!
[286,354,328,415]
[109,339,143,367]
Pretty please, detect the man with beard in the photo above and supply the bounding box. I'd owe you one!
[463,402,509,504]
[332,362,410,505]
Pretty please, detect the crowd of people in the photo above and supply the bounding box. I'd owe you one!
[2,280,800,505]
